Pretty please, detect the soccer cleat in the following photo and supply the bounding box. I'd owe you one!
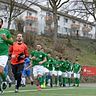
[43,82,46,88]
[31,81,33,85]
[1,82,7,90]
[9,82,12,88]
[63,84,66,87]
[41,83,46,88]
[22,84,26,87]
[40,84,44,88]
[77,84,79,87]
[15,89,18,93]
[37,85,41,91]
[59,82,62,87]
[50,82,53,87]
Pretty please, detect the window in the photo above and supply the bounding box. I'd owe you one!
[63,27,68,33]
[64,18,68,25]
[72,20,75,23]
[65,27,68,33]
[27,11,32,16]
[58,16,60,20]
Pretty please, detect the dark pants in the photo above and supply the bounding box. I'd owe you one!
[11,63,24,89]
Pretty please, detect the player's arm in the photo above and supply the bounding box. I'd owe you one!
[30,51,36,60]
[39,57,47,65]
[1,34,13,45]
[25,62,32,70]
[24,45,29,58]
[78,65,81,73]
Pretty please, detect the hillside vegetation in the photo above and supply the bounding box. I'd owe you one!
[11,31,96,66]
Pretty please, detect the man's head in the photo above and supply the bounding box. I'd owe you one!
[36,44,42,51]
[16,34,23,42]
[0,18,3,28]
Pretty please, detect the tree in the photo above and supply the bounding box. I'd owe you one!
[62,0,96,38]
[0,0,37,29]
[48,0,69,49]
[15,17,24,33]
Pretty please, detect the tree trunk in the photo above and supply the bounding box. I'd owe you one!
[7,17,12,29]
[53,8,58,50]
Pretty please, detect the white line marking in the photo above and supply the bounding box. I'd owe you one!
[4,87,96,94]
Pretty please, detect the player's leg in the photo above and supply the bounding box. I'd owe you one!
[37,66,45,88]
[6,75,12,88]
[58,71,62,87]
[21,70,26,87]
[62,72,67,87]
[68,71,72,87]
[42,67,49,88]
[73,73,77,86]
[54,71,58,86]
[33,66,41,91]
[76,73,80,87]
[14,64,24,93]
[27,70,34,85]
[0,56,8,93]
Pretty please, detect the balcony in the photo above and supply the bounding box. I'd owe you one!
[71,23,80,30]
[25,16,38,21]
[24,26,38,33]
[82,26,92,33]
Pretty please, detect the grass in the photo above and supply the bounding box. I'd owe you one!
[2,84,96,96]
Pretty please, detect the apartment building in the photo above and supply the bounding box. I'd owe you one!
[0,1,95,38]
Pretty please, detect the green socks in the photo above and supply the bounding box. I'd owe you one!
[38,76,44,85]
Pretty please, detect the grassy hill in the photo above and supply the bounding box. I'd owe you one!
[25,34,96,66]
[11,30,96,66]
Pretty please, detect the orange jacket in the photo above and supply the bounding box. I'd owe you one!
[9,42,29,65]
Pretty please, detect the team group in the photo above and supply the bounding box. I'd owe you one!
[0,18,81,93]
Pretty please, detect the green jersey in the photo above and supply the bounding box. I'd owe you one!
[42,52,48,67]
[65,60,72,72]
[31,50,46,66]
[60,60,67,72]
[73,63,81,73]
[46,57,54,71]
[0,28,12,56]
[54,59,60,71]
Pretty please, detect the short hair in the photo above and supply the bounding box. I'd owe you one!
[0,18,3,24]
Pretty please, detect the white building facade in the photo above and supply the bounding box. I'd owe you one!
[0,1,95,38]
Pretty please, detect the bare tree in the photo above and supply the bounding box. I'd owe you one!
[0,0,37,29]
[15,17,24,33]
[62,0,96,38]
[48,0,69,49]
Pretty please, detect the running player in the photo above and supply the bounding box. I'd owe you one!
[73,60,81,87]
[30,44,47,90]
[21,57,33,87]
[0,18,13,93]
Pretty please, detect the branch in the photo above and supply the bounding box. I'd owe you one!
[56,0,61,7]
[81,0,95,18]
[57,0,69,9]
[11,0,37,21]
[49,0,54,9]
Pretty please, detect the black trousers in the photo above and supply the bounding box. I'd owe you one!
[11,63,24,89]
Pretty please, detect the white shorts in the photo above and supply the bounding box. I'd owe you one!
[52,71,62,76]
[62,72,68,78]
[0,55,8,68]
[73,73,80,79]
[67,71,72,78]
[43,67,49,74]
[33,65,45,77]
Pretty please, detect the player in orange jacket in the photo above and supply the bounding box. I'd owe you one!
[9,34,29,93]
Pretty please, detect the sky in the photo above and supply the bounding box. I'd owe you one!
[38,0,94,22]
